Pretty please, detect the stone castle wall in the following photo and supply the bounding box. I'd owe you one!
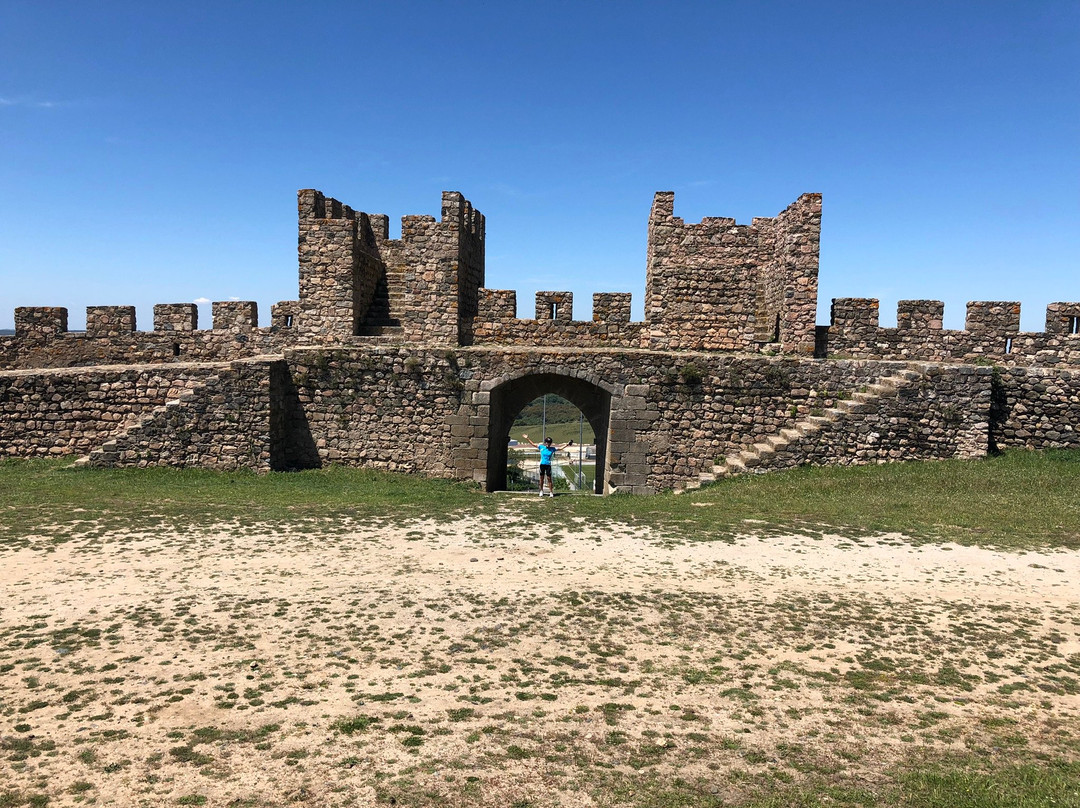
[471,291,647,348]
[2,346,1074,493]
[87,359,283,470]
[297,189,486,345]
[1,186,1076,492]
[992,366,1080,451]
[209,348,1001,493]
[0,362,232,459]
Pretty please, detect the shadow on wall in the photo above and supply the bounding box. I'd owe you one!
[271,363,319,471]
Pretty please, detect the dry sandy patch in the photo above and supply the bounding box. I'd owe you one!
[1,515,1077,806]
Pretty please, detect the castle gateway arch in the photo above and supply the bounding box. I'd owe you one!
[484,372,613,494]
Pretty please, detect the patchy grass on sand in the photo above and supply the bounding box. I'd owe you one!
[0,452,1077,806]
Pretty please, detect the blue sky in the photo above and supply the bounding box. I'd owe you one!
[1,1,1077,331]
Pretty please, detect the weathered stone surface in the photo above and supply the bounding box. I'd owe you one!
[1,187,1077,492]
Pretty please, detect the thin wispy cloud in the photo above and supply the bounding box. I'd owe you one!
[193,297,210,304]
[0,96,78,109]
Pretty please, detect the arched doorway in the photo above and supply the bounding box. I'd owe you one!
[486,373,612,494]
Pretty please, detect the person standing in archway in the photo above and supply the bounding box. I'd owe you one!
[521,434,573,497]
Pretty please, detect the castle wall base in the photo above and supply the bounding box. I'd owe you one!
[5,352,1060,492]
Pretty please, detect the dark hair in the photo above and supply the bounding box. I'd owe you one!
[544,437,553,443]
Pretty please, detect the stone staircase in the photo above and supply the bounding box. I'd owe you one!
[360,266,405,330]
[74,373,223,468]
[753,289,779,344]
[682,366,925,491]
[355,325,405,342]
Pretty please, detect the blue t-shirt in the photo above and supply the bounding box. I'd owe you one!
[539,444,556,465]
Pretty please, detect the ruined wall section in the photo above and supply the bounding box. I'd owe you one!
[645,192,762,351]
[379,192,485,345]
[448,192,485,345]
[824,299,1080,366]
[991,366,1080,450]
[283,347,465,474]
[260,347,999,493]
[1,346,1062,492]
[454,353,990,493]
[742,364,991,476]
[644,192,821,354]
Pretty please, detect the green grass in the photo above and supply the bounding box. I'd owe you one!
[894,758,1080,808]
[0,458,486,542]
[562,449,1080,548]
[1,450,1078,548]
[588,757,1080,807]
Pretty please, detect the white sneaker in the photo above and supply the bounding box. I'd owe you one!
[538,491,544,497]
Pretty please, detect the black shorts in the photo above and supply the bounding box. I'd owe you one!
[539,464,552,475]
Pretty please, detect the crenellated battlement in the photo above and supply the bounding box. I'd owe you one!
[86,306,136,337]
[823,299,1080,364]
[897,300,943,330]
[2,185,1077,491]
[1046,303,1080,336]
[2,187,1076,370]
[298,189,357,222]
[14,307,68,339]
[297,188,487,345]
[154,303,199,332]
[2,300,294,368]
[471,289,644,348]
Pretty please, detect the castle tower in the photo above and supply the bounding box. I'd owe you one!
[645,191,821,354]
[296,189,484,345]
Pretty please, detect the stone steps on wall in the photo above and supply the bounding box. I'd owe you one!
[681,366,925,491]
[356,325,405,338]
[752,290,774,343]
[73,374,223,468]
[359,266,405,328]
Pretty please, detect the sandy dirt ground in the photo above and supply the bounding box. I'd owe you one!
[1,513,1078,806]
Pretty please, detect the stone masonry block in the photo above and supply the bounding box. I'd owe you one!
[154,303,198,332]
[271,300,299,328]
[213,301,258,331]
[830,299,879,332]
[86,306,137,337]
[15,307,68,338]
[593,292,631,323]
[1045,303,1080,336]
[479,289,517,319]
[896,300,944,330]
[535,291,573,322]
[966,301,1020,333]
